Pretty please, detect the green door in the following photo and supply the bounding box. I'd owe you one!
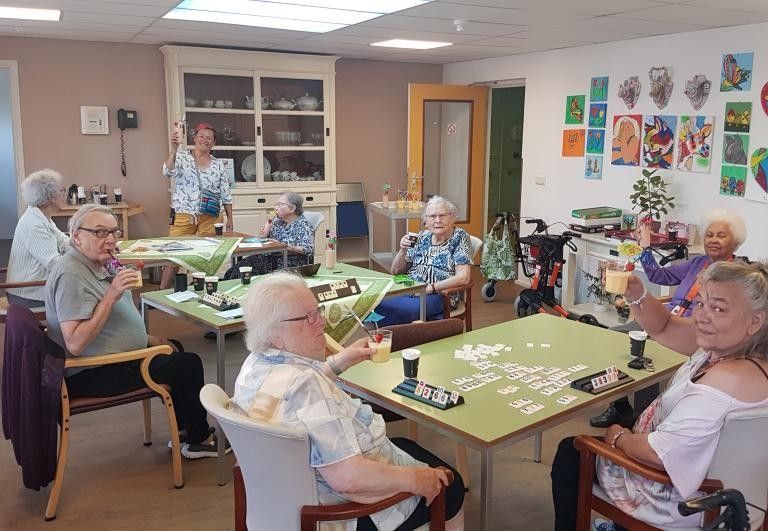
[487,86,525,229]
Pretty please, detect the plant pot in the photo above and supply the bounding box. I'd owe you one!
[651,221,662,232]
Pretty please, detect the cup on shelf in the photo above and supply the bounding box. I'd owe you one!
[99,194,108,205]
[114,188,122,203]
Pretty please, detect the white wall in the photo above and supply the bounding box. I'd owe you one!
[0,68,17,238]
[445,22,768,260]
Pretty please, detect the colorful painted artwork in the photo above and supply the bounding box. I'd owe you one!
[585,155,603,179]
[649,67,673,109]
[675,115,714,173]
[642,115,677,169]
[723,134,749,165]
[621,213,638,231]
[618,76,641,110]
[720,52,753,92]
[746,147,768,203]
[724,102,752,133]
[590,76,609,102]
[612,115,641,166]
[684,74,711,111]
[565,95,585,124]
[562,129,585,157]
[720,165,747,197]
[586,129,605,154]
[761,82,768,116]
[588,103,607,128]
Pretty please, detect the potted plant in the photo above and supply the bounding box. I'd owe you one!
[629,169,675,232]
[583,262,611,312]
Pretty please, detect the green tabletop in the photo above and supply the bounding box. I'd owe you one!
[339,313,687,448]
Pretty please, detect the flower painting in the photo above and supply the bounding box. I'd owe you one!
[724,101,752,133]
[565,95,585,124]
[642,115,677,169]
[675,115,714,173]
[586,129,605,154]
[720,165,746,197]
[590,76,609,102]
[720,52,753,92]
[562,129,585,157]
[612,115,641,166]
[588,103,607,128]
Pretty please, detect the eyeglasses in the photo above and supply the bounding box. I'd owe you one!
[274,201,289,207]
[281,305,325,325]
[426,212,452,221]
[79,227,124,239]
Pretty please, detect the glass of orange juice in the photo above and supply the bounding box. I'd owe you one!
[369,329,393,363]
[604,261,630,294]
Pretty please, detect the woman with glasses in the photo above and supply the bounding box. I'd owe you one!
[224,191,314,279]
[6,169,69,308]
[231,272,465,530]
[376,195,472,326]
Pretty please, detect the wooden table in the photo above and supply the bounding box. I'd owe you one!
[51,203,145,238]
[337,314,687,531]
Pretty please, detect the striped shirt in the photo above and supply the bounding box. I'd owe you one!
[7,207,68,302]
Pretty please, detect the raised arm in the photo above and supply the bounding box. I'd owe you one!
[391,234,413,275]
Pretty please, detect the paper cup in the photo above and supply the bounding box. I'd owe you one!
[192,272,205,291]
[239,266,252,284]
[205,276,219,295]
[214,223,224,236]
[402,348,421,379]
[605,268,630,294]
[629,330,648,357]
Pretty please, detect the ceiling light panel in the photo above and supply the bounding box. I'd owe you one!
[371,39,452,49]
[0,6,61,21]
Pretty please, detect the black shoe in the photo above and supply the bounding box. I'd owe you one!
[590,404,634,428]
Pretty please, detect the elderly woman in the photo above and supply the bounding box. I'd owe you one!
[552,260,768,530]
[376,196,471,326]
[6,169,68,308]
[592,208,748,427]
[230,272,465,530]
[161,122,234,288]
[225,191,314,278]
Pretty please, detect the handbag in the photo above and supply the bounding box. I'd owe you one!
[480,217,517,281]
[196,167,221,217]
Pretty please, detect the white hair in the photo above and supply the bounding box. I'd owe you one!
[21,169,62,207]
[243,272,308,353]
[702,208,747,249]
[422,195,458,223]
[68,204,116,233]
[280,191,304,215]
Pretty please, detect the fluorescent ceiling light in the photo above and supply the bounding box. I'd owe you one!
[164,0,430,33]
[0,6,61,21]
[371,39,452,50]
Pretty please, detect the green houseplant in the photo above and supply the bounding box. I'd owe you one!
[629,169,675,229]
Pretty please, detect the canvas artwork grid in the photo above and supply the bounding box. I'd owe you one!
[642,115,677,169]
[612,115,641,166]
[562,129,586,157]
[586,129,605,154]
[590,77,609,102]
[675,115,714,173]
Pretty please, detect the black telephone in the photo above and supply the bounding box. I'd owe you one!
[117,109,138,176]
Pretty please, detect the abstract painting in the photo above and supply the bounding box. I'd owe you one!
[590,76,609,102]
[588,103,607,128]
[724,101,752,133]
[723,134,749,165]
[720,52,753,92]
[675,115,714,173]
[746,147,768,203]
[585,155,603,179]
[720,165,746,197]
[762,82,768,116]
[684,74,711,111]
[562,129,585,157]
[565,95,585,124]
[642,115,677,169]
[618,76,641,110]
[586,129,605,154]
[612,115,641,166]
[649,67,673,109]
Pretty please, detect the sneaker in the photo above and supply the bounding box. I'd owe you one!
[592,519,616,531]
[182,434,232,459]
[167,426,215,448]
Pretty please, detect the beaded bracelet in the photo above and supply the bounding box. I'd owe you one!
[627,285,648,306]
[610,429,627,449]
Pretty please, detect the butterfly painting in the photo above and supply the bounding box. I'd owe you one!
[720,53,753,92]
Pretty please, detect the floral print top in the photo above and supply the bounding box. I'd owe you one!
[406,227,471,307]
[162,150,232,215]
[270,214,315,260]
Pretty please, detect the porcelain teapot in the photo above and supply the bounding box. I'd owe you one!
[261,96,270,110]
[244,96,254,109]
[273,97,296,111]
[296,93,319,111]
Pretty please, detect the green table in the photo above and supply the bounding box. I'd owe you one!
[140,262,425,484]
[337,313,687,531]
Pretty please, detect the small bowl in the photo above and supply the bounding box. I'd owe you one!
[202,100,214,108]
[245,100,255,110]
[224,100,233,109]
[185,97,198,107]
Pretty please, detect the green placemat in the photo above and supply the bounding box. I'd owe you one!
[119,236,241,275]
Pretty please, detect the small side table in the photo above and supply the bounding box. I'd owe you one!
[367,202,424,271]
[52,203,146,239]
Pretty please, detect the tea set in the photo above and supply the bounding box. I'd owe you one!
[185,93,321,111]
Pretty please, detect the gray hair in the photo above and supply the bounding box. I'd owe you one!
[703,208,747,249]
[422,195,458,223]
[21,169,62,207]
[68,204,116,233]
[243,272,308,353]
[280,191,304,216]
[702,260,768,359]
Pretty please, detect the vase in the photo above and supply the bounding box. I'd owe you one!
[651,220,662,232]
[382,192,389,208]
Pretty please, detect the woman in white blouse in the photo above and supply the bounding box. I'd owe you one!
[6,169,68,307]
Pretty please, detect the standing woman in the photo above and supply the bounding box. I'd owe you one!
[161,122,234,288]
[6,169,69,308]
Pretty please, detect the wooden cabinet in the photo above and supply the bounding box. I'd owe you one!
[161,45,337,258]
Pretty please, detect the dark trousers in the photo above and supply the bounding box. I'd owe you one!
[374,294,445,327]
[65,352,210,445]
[356,437,465,530]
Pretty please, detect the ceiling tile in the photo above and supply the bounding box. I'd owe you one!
[440,0,669,16]
[683,0,768,12]
[398,2,589,25]
[621,4,765,26]
[330,25,490,44]
[558,15,705,36]
[31,0,172,17]
[359,14,522,37]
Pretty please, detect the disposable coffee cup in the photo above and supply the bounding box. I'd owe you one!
[239,266,252,284]
[205,276,219,295]
[192,272,205,291]
[402,348,421,379]
[114,188,122,203]
[667,229,678,241]
[629,330,648,357]
[407,232,419,246]
[214,223,224,236]
[174,273,188,293]
[99,194,108,205]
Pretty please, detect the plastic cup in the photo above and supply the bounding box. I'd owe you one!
[402,348,421,379]
[629,330,648,357]
[407,232,419,246]
[605,263,630,294]
[205,276,219,295]
[192,272,205,291]
[114,188,122,203]
[667,229,678,241]
[325,249,336,270]
[369,329,393,363]
[239,266,252,284]
[214,223,224,236]
[123,265,142,288]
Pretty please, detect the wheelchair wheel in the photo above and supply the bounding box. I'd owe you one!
[514,295,534,318]
[481,281,497,302]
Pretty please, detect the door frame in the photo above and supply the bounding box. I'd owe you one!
[0,60,25,218]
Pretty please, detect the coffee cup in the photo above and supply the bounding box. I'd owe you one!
[174,273,188,293]
[205,276,219,295]
[629,330,648,357]
[667,229,678,241]
[192,272,205,291]
[239,266,252,284]
[402,348,421,379]
[214,222,224,236]
[114,188,122,203]
[99,194,108,205]
[407,232,419,246]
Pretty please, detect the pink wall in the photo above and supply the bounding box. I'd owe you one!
[1,37,441,247]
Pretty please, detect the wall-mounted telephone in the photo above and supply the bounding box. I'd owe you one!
[117,109,138,176]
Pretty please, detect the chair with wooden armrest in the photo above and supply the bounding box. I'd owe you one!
[437,235,483,332]
[0,267,46,323]
[574,406,768,531]
[46,345,184,520]
[202,384,452,531]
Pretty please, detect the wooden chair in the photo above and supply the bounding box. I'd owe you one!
[201,384,452,531]
[437,235,483,331]
[0,267,46,323]
[574,406,768,531]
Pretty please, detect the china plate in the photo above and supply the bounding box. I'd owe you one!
[241,155,270,182]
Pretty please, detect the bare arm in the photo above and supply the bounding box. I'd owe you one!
[606,424,664,469]
[391,235,413,275]
[434,264,471,291]
[164,129,181,172]
[223,204,234,232]
[318,455,449,505]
